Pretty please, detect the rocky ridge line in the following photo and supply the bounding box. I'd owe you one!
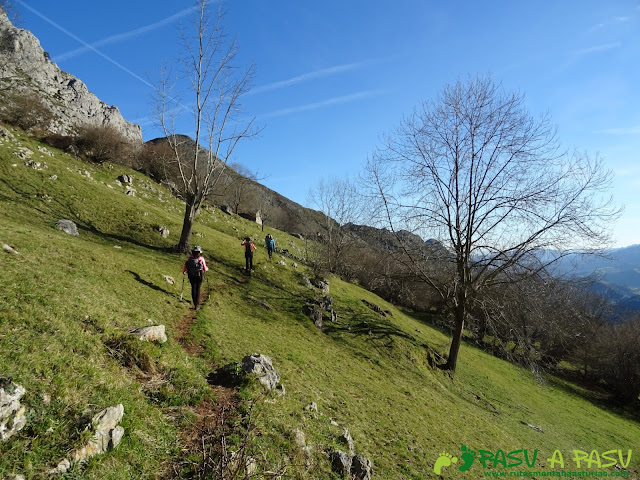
[0,11,142,143]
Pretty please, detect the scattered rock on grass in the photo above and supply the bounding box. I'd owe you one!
[351,454,374,480]
[2,243,20,255]
[38,146,54,156]
[130,325,167,343]
[330,450,352,476]
[339,427,355,454]
[55,219,79,236]
[312,278,330,293]
[49,404,125,475]
[362,299,389,317]
[15,148,34,160]
[157,225,169,238]
[0,377,27,441]
[241,354,280,390]
[163,275,175,285]
[0,125,15,139]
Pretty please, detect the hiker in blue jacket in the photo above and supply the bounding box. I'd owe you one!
[183,246,208,310]
[265,234,275,260]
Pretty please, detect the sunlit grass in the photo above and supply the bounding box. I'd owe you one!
[0,125,638,479]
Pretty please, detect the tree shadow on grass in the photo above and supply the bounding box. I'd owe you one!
[544,373,640,424]
[323,305,421,344]
[126,270,174,297]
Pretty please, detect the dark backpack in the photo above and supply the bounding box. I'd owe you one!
[185,256,203,279]
[245,242,253,254]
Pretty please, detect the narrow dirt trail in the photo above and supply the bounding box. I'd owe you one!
[171,278,243,472]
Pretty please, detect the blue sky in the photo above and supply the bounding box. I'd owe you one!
[12,0,640,247]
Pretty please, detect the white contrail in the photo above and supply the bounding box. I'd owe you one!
[54,6,196,63]
[16,0,154,88]
[574,42,621,56]
[260,89,387,119]
[249,60,379,96]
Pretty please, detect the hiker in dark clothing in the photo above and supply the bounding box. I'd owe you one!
[241,237,256,272]
[183,246,208,310]
[265,234,275,260]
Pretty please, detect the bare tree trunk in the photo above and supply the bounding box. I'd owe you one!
[442,303,465,372]
[177,195,197,253]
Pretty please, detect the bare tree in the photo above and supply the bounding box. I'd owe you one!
[152,1,257,253]
[223,162,260,215]
[363,75,619,373]
[308,176,363,274]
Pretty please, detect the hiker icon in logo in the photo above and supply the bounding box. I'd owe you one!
[433,452,458,475]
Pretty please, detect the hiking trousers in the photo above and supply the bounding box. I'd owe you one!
[245,253,254,271]
[189,275,203,308]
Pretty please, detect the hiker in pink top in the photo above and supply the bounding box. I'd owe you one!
[183,246,208,310]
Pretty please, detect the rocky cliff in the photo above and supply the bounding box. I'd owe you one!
[0,10,142,142]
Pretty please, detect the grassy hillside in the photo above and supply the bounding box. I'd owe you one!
[1,126,638,479]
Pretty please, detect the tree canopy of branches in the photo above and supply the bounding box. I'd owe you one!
[364,75,619,373]
[223,162,260,215]
[308,176,363,275]
[153,0,256,253]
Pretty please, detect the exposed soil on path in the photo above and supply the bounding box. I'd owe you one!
[170,279,244,477]
[174,286,210,355]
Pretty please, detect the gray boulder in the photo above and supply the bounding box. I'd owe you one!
[220,204,233,215]
[130,325,167,343]
[55,219,79,236]
[157,226,169,238]
[117,174,132,184]
[330,450,352,476]
[312,278,330,293]
[0,377,27,441]
[241,354,280,390]
[351,454,373,480]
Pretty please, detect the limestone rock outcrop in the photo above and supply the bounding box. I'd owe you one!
[130,325,168,343]
[49,404,125,474]
[0,11,141,142]
[241,354,280,390]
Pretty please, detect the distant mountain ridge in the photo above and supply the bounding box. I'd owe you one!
[552,245,640,315]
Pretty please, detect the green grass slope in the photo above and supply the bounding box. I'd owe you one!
[1,126,638,479]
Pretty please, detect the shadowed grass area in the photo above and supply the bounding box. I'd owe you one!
[0,126,638,479]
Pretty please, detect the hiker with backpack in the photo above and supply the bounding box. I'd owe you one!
[241,237,256,272]
[265,234,275,260]
[183,246,208,310]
